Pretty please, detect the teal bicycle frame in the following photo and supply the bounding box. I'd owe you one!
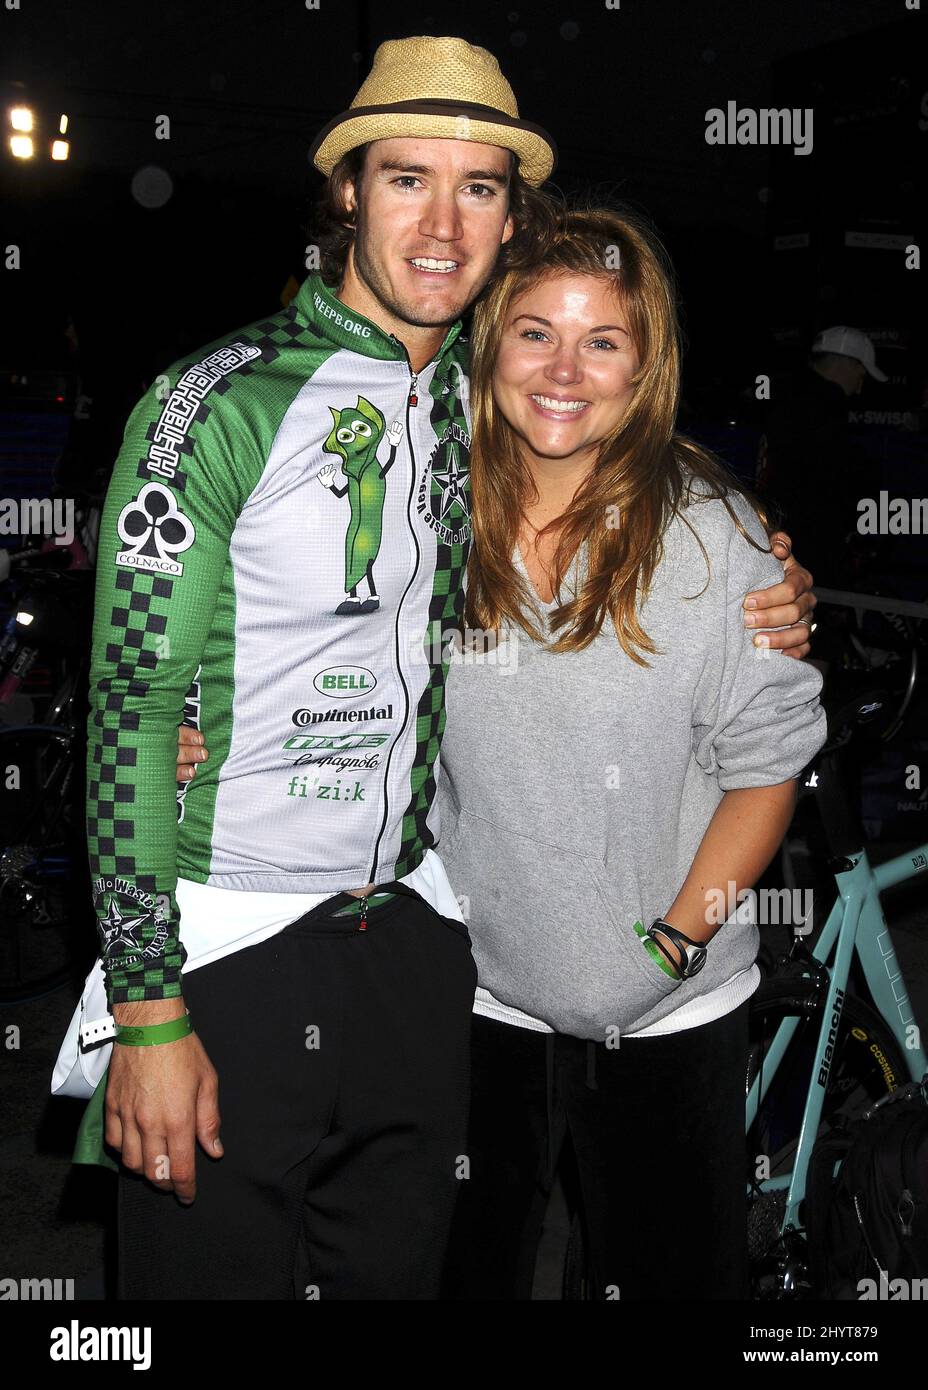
[745,840,928,1231]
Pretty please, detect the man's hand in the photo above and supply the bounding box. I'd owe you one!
[177,724,207,782]
[106,997,222,1204]
[744,530,816,659]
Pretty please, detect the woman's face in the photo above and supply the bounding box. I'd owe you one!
[492,272,640,470]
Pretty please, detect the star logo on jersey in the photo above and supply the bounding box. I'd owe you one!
[116,482,195,576]
[430,450,469,522]
[417,422,471,545]
[100,897,149,957]
[94,885,170,972]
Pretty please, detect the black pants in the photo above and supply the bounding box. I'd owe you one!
[442,1000,751,1300]
[117,885,477,1300]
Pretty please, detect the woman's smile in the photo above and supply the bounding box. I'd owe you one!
[527,392,593,420]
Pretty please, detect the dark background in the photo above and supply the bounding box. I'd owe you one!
[2,0,926,493]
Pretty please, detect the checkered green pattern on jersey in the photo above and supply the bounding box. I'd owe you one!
[392,346,471,880]
[91,307,324,1001]
[87,570,187,1000]
[131,312,309,489]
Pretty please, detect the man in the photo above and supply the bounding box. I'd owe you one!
[76,35,815,1300]
[757,324,886,586]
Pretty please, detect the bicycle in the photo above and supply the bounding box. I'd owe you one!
[745,590,928,1297]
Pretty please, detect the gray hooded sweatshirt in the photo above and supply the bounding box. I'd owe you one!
[435,486,827,1041]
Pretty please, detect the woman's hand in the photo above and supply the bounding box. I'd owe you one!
[744,531,816,659]
[177,724,208,781]
[633,921,681,979]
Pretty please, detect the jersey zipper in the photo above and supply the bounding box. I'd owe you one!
[367,338,422,880]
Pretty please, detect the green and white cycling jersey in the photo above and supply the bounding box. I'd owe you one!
[87,272,472,1005]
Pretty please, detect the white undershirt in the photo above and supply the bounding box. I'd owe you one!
[174,847,465,971]
[176,851,758,1038]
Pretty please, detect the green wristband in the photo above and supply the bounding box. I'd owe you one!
[115,1014,193,1047]
[632,920,680,979]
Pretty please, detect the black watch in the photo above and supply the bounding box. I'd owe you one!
[646,919,708,980]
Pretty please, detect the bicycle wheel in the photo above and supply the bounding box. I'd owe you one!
[746,976,906,1297]
[0,725,95,1002]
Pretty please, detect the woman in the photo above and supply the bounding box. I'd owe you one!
[176,204,826,1300]
[433,204,826,1301]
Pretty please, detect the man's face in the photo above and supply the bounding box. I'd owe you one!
[344,137,516,329]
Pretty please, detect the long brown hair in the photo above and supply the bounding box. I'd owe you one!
[464,201,773,663]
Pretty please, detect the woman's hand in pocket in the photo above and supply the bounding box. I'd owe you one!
[632,920,681,980]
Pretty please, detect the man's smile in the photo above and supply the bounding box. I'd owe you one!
[407,256,462,276]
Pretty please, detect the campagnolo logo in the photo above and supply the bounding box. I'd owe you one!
[313,667,377,698]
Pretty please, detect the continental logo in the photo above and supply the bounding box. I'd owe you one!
[313,667,377,698]
[292,704,392,727]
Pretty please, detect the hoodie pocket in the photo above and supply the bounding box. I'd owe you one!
[440,808,683,1037]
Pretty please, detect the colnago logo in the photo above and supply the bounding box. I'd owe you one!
[116,482,194,576]
[313,667,377,698]
[817,987,846,1088]
[145,341,262,481]
[292,704,393,727]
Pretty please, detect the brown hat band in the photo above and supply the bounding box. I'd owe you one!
[309,97,558,164]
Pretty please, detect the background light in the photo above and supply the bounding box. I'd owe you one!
[50,139,69,161]
[10,134,34,159]
[10,106,33,132]
[58,113,68,134]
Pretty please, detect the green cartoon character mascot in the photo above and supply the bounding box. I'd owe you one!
[318,395,404,614]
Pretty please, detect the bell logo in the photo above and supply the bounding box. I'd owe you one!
[313,667,377,699]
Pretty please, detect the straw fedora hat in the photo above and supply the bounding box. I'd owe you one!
[308,35,557,186]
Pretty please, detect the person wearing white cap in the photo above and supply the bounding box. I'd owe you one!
[757,324,886,587]
[811,324,889,392]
